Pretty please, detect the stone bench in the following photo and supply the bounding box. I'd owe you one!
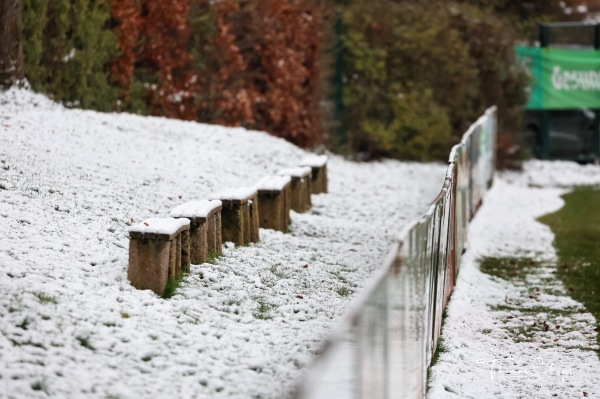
[128,218,190,296]
[255,175,292,232]
[210,187,259,246]
[300,155,328,194]
[278,167,312,213]
[169,200,222,264]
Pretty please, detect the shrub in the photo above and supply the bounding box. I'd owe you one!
[340,0,528,161]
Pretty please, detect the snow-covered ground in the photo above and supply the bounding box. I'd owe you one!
[428,161,600,398]
[0,89,446,399]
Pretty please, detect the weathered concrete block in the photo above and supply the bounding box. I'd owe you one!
[175,233,181,276]
[279,167,312,213]
[301,155,328,194]
[128,218,190,296]
[255,175,291,231]
[210,187,259,246]
[205,212,222,257]
[221,204,245,246]
[181,229,191,272]
[170,200,223,264]
[211,212,222,256]
[248,192,260,243]
[242,200,251,245]
[191,222,208,263]
[283,181,292,227]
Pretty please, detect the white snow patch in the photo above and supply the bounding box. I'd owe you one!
[130,217,190,236]
[210,187,257,202]
[279,166,312,178]
[170,200,222,219]
[300,155,327,168]
[0,88,446,399]
[255,175,292,192]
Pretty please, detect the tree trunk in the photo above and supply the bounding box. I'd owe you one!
[0,0,24,89]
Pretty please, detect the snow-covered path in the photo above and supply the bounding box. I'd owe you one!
[428,162,600,399]
[0,89,445,398]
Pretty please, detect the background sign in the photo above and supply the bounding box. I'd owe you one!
[516,46,600,109]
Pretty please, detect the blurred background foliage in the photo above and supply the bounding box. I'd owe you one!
[17,0,599,161]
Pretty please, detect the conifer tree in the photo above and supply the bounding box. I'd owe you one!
[22,0,118,111]
[21,0,46,88]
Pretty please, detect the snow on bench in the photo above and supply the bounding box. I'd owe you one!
[210,187,257,205]
[128,217,191,296]
[255,175,292,194]
[129,217,189,239]
[255,175,292,232]
[210,187,259,246]
[278,167,312,213]
[170,200,223,264]
[170,200,222,221]
[300,155,328,194]
[278,166,312,179]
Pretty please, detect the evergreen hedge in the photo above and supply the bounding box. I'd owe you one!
[23,0,117,111]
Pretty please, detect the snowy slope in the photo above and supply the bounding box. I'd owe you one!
[0,88,445,399]
[428,163,600,399]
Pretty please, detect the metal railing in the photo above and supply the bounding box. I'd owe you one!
[294,106,497,399]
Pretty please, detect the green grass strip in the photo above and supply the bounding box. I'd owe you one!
[479,256,540,281]
[538,186,600,348]
[162,275,185,299]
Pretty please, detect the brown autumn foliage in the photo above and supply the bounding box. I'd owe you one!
[197,0,325,147]
[198,0,257,126]
[109,0,141,97]
[110,0,197,119]
[109,0,324,147]
[248,0,324,147]
[141,0,197,119]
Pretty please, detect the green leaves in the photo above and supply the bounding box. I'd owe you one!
[339,0,529,161]
[22,0,118,111]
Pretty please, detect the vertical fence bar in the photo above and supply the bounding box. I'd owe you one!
[387,247,404,397]
[444,168,457,308]
[424,212,436,365]
[595,24,600,162]
[540,24,551,160]
[434,199,449,351]
[358,278,388,399]
[333,12,346,146]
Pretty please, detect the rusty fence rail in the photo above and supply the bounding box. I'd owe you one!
[294,106,497,399]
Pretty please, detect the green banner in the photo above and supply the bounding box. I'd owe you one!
[516,46,600,109]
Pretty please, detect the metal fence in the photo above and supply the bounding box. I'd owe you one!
[294,106,497,399]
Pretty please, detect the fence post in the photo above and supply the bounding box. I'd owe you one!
[333,12,346,146]
[595,23,600,162]
[539,24,550,160]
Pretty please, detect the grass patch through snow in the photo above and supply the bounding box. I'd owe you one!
[427,310,450,390]
[252,299,273,320]
[479,255,595,348]
[162,275,185,299]
[479,256,539,281]
[539,185,600,351]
